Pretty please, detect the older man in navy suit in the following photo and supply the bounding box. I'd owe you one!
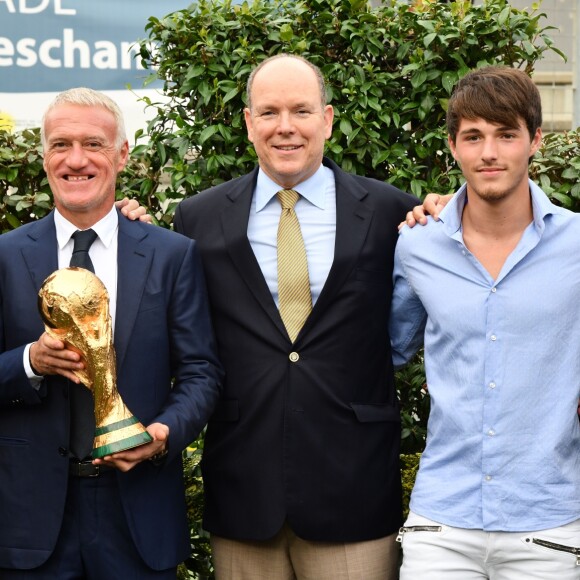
[0,88,223,578]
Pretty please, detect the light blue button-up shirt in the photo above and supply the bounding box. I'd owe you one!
[247,165,336,306]
[390,179,580,532]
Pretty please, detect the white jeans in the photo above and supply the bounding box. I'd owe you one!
[398,511,580,580]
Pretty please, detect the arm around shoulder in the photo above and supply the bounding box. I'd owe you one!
[400,193,454,230]
[389,236,427,368]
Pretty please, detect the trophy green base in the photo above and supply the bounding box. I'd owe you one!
[92,416,153,459]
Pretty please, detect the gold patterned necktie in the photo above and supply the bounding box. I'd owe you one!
[277,189,313,342]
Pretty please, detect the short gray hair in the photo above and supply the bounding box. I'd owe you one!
[41,87,127,149]
[246,54,328,111]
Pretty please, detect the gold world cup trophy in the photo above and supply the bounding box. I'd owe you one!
[38,267,152,459]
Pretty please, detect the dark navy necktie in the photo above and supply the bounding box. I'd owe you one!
[68,229,98,459]
[70,229,98,272]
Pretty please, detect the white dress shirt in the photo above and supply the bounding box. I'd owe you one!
[247,164,336,306]
[24,206,119,379]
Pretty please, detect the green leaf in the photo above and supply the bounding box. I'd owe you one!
[5,212,21,229]
[411,70,427,89]
[410,180,423,198]
[198,125,219,145]
[223,87,239,104]
[6,167,18,182]
[441,71,456,95]
[339,118,353,136]
[156,142,167,166]
[280,23,293,42]
[423,33,437,48]
[498,6,511,26]
[561,167,578,180]
[551,192,572,207]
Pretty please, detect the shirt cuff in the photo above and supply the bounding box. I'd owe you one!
[23,343,43,389]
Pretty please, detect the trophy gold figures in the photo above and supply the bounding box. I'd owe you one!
[38,267,152,458]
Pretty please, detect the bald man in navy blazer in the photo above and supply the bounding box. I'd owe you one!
[173,55,418,580]
[0,89,222,578]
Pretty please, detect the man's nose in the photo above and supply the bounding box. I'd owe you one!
[66,143,88,167]
[481,138,499,160]
[277,112,295,133]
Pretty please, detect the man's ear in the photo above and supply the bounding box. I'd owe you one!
[529,127,542,157]
[117,141,129,172]
[244,108,254,143]
[447,134,457,160]
[323,105,334,140]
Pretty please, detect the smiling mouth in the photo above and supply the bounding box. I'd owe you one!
[275,145,301,151]
[478,168,504,173]
[65,175,92,181]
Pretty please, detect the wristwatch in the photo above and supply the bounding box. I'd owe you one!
[148,447,168,466]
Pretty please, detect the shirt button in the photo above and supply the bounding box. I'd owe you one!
[489,382,496,389]
[485,475,492,482]
[289,352,300,362]
[491,287,497,293]
[487,429,495,436]
[490,335,497,341]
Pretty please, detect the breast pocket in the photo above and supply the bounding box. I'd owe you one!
[0,436,29,446]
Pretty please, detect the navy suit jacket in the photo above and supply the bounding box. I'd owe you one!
[174,158,418,542]
[0,210,223,570]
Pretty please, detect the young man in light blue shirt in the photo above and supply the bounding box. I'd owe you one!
[390,66,580,579]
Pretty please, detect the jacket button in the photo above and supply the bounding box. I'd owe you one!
[58,447,68,456]
[289,352,299,362]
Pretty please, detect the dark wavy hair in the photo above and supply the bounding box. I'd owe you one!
[447,66,542,143]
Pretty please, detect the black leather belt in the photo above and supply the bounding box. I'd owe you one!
[69,459,112,478]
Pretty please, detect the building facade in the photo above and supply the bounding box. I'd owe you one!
[507,0,577,131]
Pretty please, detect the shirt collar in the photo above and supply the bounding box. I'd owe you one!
[54,205,119,250]
[254,164,328,212]
[440,178,556,237]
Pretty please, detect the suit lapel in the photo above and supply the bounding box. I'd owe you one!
[300,160,373,338]
[114,215,153,369]
[19,211,151,369]
[220,171,288,339]
[219,161,374,343]
[21,213,59,291]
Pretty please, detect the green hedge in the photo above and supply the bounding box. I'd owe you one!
[126,0,574,216]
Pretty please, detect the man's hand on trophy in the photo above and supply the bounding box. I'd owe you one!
[29,332,85,382]
[92,422,169,472]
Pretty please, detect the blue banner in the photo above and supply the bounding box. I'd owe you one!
[0,0,189,93]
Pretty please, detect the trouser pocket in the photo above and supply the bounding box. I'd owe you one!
[525,537,580,566]
[396,525,442,543]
